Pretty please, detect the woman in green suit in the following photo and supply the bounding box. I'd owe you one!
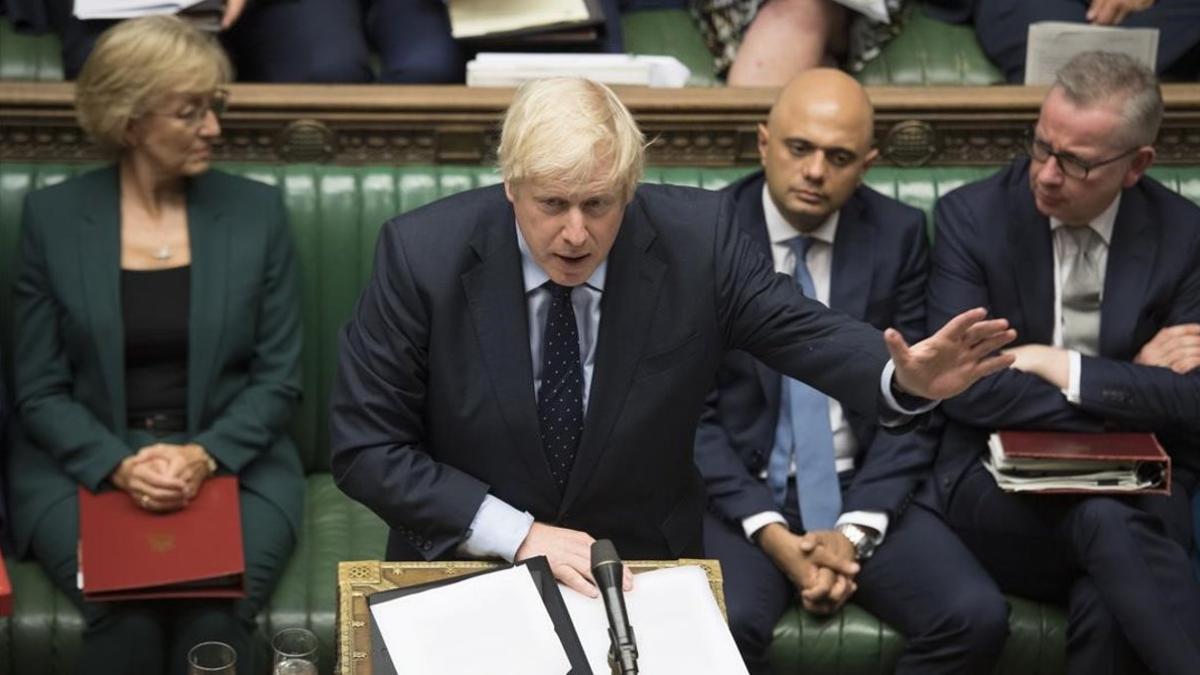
[9,16,303,673]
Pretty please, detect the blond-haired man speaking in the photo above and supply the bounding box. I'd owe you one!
[330,78,1016,597]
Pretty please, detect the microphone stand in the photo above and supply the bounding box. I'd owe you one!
[592,539,639,675]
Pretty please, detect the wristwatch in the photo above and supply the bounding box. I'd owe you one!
[835,523,877,561]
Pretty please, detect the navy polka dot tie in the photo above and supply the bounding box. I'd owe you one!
[538,281,584,491]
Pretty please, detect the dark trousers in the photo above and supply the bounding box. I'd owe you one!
[946,461,1200,675]
[46,0,373,82]
[364,0,625,83]
[973,0,1200,82]
[706,480,1008,675]
[31,487,295,675]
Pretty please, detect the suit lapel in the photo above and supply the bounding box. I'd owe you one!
[79,166,125,431]
[1007,176,1056,344]
[560,203,666,511]
[1100,189,1155,358]
[186,173,229,433]
[461,215,558,497]
[829,192,871,322]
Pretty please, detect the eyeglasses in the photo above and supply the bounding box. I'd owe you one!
[147,89,229,128]
[1026,131,1138,180]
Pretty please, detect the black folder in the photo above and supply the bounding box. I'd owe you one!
[368,556,592,674]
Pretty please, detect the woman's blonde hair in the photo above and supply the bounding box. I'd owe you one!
[498,78,645,203]
[75,15,233,156]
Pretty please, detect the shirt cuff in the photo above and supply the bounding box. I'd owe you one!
[836,511,889,545]
[880,359,939,415]
[742,511,788,542]
[456,494,535,562]
[1064,350,1082,404]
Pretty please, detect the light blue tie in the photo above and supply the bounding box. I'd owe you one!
[766,236,842,530]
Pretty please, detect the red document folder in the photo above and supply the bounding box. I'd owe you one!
[79,475,245,601]
[994,431,1171,495]
[0,549,11,616]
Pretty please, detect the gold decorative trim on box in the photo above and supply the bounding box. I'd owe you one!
[336,558,725,675]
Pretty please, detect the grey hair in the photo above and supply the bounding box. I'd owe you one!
[1053,51,1163,147]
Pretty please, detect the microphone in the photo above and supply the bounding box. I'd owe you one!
[591,539,638,675]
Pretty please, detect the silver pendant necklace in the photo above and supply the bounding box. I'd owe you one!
[153,242,172,260]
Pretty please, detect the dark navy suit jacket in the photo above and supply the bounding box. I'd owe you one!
[330,182,913,562]
[694,171,938,527]
[927,158,1200,504]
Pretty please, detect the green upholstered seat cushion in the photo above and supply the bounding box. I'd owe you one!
[0,17,62,81]
[621,9,719,87]
[855,3,1003,86]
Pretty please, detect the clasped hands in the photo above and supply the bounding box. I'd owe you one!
[759,523,862,615]
[110,443,215,512]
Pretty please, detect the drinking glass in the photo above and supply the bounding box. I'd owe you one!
[187,641,237,675]
[272,627,319,675]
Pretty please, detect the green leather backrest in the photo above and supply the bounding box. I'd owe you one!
[3,162,1199,474]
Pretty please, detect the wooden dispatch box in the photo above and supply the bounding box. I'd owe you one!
[336,559,727,674]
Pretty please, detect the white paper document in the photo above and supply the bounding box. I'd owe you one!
[1025,22,1158,85]
[369,566,571,675]
[74,0,205,20]
[467,52,691,87]
[560,566,749,675]
[449,0,593,39]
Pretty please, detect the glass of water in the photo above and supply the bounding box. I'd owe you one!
[272,627,319,675]
[187,641,237,675]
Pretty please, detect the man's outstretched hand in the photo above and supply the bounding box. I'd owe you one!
[887,307,1016,401]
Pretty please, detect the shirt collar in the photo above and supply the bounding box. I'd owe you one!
[515,221,607,293]
[762,183,839,247]
[1049,192,1120,245]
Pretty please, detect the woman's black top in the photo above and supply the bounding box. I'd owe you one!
[122,266,190,420]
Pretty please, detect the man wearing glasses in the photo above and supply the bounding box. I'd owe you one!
[927,50,1200,673]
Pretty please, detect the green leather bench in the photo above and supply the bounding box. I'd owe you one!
[2,163,1197,674]
[0,2,1002,86]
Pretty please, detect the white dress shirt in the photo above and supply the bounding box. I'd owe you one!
[1050,194,1119,402]
[741,186,891,544]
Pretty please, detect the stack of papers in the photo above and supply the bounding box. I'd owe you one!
[983,434,1160,493]
[467,53,691,87]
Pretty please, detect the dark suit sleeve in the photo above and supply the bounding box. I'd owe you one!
[329,220,490,560]
[1076,256,1200,434]
[927,192,1104,432]
[13,193,131,490]
[191,191,302,473]
[846,210,938,515]
[714,207,891,421]
[693,376,778,524]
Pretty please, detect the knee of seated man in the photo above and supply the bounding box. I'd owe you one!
[921,584,1009,653]
[1069,497,1161,541]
